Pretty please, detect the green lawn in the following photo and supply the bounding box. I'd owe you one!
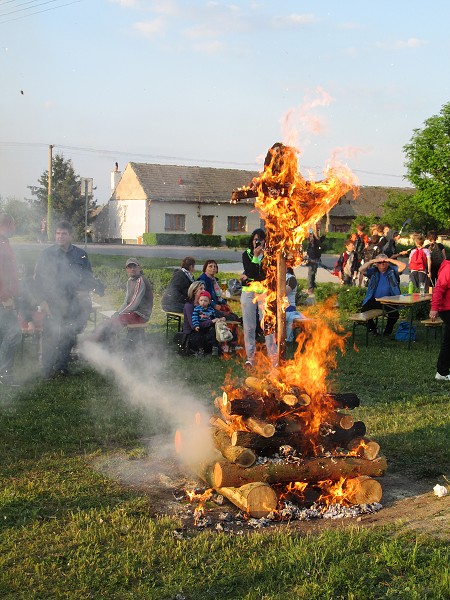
[1,286,449,598]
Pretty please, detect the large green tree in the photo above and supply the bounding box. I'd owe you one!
[382,189,441,234]
[33,154,97,240]
[403,102,450,230]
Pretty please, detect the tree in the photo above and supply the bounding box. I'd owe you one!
[32,154,97,240]
[0,195,41,238]
[382,189,441,234]
[403,102,450,230]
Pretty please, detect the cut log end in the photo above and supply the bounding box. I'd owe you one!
[346,476,382,505]
[218,482,278,518]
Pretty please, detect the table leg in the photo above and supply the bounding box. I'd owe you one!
[380,306,386,346]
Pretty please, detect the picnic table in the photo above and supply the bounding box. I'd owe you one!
[376,293,432,350]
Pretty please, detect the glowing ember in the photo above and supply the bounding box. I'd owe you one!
[195,412,202,426]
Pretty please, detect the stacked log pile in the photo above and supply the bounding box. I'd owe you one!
[199,377,386,518]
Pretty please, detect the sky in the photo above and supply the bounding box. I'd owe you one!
[1,0,450,206]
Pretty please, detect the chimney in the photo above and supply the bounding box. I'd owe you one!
[111,162,121,194]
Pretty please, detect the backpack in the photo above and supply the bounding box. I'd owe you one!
[364,243,380,262]
[394,321,416,342]
[428,243,444,269]
[355,235,365,259]
[409,247,427,271]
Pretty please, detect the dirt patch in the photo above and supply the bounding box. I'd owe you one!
[93,454,449,538]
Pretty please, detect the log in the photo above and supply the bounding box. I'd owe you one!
[245,376,269,393]
[327,393,360,409]
[231,430,302,451]
[218,482,278,518]
[344,475,382,504]
[325,421,366,444]
[213,455,387,488]
[209,416,233,436]
[347,438,381,461]
[277,251,287,363]
[212,428,257,468]
[243,416,275,438]
[224,397,267,418]
[323,412,355,431]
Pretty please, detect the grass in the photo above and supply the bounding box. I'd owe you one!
[0,286,449,598]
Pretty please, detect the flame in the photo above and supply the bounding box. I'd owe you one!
[194,412,202,426]
[253,144,357,332]
[317,477,361,507]
[185,488,213,525]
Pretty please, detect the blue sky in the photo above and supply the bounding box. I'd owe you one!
[1,0,449,205]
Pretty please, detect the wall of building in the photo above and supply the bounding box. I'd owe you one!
[107,199,147,242]
[149,200,260,239]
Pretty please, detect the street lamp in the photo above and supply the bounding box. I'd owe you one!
[80,177,93,251]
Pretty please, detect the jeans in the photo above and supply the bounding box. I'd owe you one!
[437,310,450,376]
[240,291,277,364]
[307,261,318,290]
[0,306,21,374]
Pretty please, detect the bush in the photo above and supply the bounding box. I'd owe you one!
[225,235,248,248]
[142,233,222,247]
[314,282,366,315]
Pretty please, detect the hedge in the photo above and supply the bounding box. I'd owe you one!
[225,235,248,248]
[142,233,222,247]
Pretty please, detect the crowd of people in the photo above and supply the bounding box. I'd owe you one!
[2,209,450,384]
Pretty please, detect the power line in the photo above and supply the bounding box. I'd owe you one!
[0,0,80,24]
[0,141,406,179]
[0,0,59,14]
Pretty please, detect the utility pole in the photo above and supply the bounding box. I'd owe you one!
[80,177,93,251]
[47,144,54,240]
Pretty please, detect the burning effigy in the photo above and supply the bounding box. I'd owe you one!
[181,144,386,521]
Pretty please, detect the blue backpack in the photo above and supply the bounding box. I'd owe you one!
[395,321,416,342]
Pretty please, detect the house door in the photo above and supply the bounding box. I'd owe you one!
[202,215,214,235]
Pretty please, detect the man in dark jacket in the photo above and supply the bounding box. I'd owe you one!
[34,220,102,377]
[358,253,406,336]
[305,230,324,294]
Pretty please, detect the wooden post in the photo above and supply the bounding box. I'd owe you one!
[277,252,287,363]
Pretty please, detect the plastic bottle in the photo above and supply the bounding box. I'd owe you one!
[408,281,414,295]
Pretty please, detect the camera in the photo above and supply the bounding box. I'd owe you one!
[255,240,261,247]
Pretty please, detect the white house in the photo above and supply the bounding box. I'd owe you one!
[99,162,262,243]
[93,162,415,243]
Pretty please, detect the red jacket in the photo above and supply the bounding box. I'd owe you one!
[431,260,450,312]
[0,234,18,302]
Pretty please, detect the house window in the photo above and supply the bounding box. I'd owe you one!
[227,216,247,232]
[165,213,186,231]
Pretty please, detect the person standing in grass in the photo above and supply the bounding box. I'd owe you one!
[430,260,450,381]
[0,213,21,384]
[408,234,431,291]
[240,228,277,369]
[34,220,101,378]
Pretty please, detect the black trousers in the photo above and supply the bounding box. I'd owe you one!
[361,298,399,334]
[437,310,450,376]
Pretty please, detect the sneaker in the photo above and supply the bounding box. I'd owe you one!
[211,346,219,356]
[435,372,450,381]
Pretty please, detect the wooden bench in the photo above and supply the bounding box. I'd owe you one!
[99,310,150,346]
[420,317,443,349]
[348,309,383,347]
[164,311,184,339]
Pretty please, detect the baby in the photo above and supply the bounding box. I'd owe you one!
[192,291,222,331]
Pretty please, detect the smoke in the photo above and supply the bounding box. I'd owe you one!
[280,86,334,149]
[80,340,215,470]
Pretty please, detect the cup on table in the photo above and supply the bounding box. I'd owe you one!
[419,282,425,296]
[221,280,228,292]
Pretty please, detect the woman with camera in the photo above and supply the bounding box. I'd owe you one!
[240,228,277,369]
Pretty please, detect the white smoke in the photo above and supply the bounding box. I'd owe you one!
[80,340,215,473]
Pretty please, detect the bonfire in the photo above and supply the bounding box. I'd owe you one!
[180,144,387,520]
